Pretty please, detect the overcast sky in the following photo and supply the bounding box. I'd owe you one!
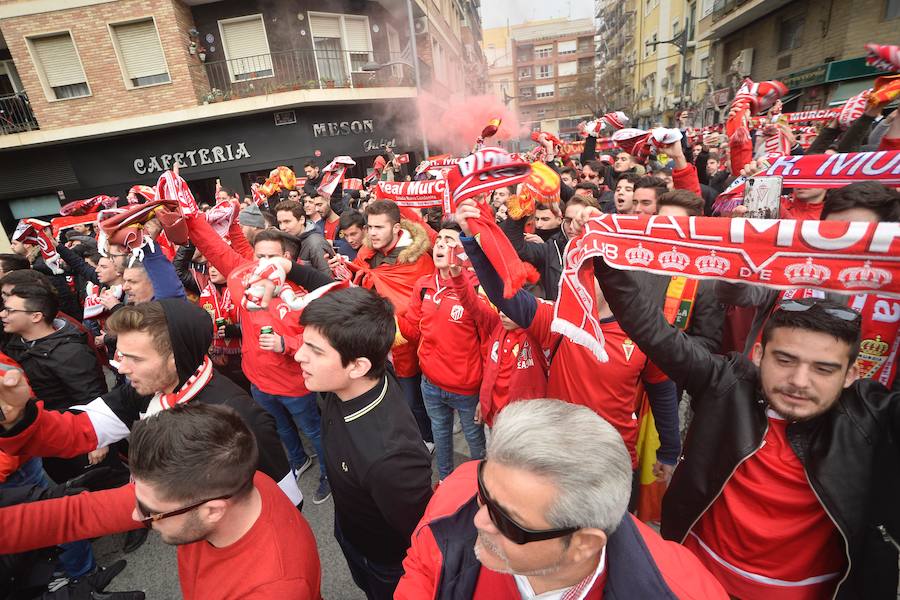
[480,0,594,29]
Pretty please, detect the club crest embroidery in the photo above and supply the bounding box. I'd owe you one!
[622,338,636,362]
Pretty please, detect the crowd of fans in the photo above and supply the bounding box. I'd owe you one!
[0,79,898,600]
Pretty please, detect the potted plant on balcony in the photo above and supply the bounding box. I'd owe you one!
[321,77,335,89]
[305,79,318,89]
[197,45,207,62]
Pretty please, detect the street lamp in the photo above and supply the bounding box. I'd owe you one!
[362,0,429,159]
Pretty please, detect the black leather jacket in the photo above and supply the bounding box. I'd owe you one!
[594,257,900,599]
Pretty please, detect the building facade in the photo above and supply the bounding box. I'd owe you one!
[697,0,899,124]
[507,17,596,140]
[595,0,712,128]
[0,0,482,233]
[482,24,515,117]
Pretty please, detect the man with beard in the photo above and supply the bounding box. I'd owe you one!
[0,403,322,599]
[396,399,727,599]
[575,203,900,599]
[0,300,302,508]
[312,195,341,241]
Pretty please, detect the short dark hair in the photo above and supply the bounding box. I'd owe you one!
[560,167,577,180]
[219,187,236,198]
[0,254,30,273]
[252,229,287,253]
[304,160,318,170]
[438,220,462,233]
[634,176,668,199]
[574,181,601,199]
[129,403,258,503]
[7,283,58,325]
[365,200,401,226]
[762,299,862,366]
[565,194,601,210]
[0,268,53,290]
[85,252,103,265]
[300,287,395,380]
[821,182,900,222]
[339,210,366,231]
[274,200,306,221]
[657,189,705,216]
[616,173,642,187]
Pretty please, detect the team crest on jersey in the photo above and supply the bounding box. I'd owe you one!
[622,339,636,362]
[278,303,290,320]
[856,335,889,379]
[450,304,464,322]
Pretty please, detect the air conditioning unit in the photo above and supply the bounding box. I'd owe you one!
[414,16,428,35]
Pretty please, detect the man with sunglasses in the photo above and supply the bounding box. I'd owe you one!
[0,403,322,599]
[397,399,728,599]
[578,202,900,599]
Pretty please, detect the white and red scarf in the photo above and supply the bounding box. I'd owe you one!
[142,356,214,417]
[156,170,198,216]
[205,200,238,238]
[318,156,356,198]
[13,218,63,274]
[83,282,122,320]
[374,179,450,209]
[553,214,900,362]
[712,150,900,215]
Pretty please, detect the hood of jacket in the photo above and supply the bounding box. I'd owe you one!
[363,218,432,265]
[160,298,212,388]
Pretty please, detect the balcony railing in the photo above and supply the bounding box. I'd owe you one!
[0,93,39,135]
[187,48,415,105]
[712,0,738,21]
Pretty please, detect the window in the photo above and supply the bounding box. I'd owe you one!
[308,12,374,85]
[557,40,577,55]
[110,19,170,88]
[520,86,534,98]
[27,32,89,100]
[558,61,577,77]
[536,107,547,118]
[886,0,900,19]
[386,24,403,79]
[219,15,273,82]
[559,81,576,96]
[672,19,680,36]
[537,64,553,79]
[701,0,714,17]
[0,60,24,95]
[535,83,554,98]
[699,55,710,78]
[9,194,61,219]
[535,44,552,59]
[778,15,804,52]
[519,66,532,79]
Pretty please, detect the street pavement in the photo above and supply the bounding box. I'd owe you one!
[95,426,472,599]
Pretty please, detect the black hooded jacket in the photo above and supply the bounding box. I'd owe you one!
[2,300,300,505]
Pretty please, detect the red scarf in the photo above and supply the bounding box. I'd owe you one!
[12,218,63,274]
[198,278,240,355]
[155,170,197,216]
[554,214,900,361]
[712,150,900,215]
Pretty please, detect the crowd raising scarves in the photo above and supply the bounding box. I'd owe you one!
[0,40,898,600]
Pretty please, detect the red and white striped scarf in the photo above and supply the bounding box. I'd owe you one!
[318,156,356,198]
[12,219,63,274]
[156,170,198,216]
[142,356,214,417]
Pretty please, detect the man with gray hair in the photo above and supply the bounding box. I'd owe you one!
[396,399,727,599]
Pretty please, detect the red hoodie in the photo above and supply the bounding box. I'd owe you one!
[399,272,496,396]
[187,215,309,397]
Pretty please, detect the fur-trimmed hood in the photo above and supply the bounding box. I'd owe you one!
[363,218,432,265]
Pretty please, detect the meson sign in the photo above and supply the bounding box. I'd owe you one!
[312,119,375,137]
[133,142,251,175]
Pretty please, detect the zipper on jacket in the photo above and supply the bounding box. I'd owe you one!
[877,524,900,552]
[679,420,769,543]
[803,471,851,599]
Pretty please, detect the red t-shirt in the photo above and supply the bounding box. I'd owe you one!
[686,412,845,600]
[178,472,322,600]
[323,217,339,241]
[530,301,667,468]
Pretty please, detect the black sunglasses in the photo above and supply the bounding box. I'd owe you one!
[476,460,578,545]
[778,298,859,322]
[135,493,233,529]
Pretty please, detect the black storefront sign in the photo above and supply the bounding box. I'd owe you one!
[63,99,414,198]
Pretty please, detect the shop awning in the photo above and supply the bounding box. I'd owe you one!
[828,78,878,106]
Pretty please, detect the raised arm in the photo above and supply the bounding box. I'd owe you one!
[57,243,100,285]
[186,213,247,278]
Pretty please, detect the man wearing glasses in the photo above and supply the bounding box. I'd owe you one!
[396,399,727,599]
[0,403,322,599]
[579,200,900,599]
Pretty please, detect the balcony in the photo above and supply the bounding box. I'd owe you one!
[704,0,793,39]
[0,93,39,135]
[187,48,415,105]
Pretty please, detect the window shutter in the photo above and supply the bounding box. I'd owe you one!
[344,17,371,53]
[221,17,272,75]
[309,14,341,39]
[114,20,167,80]
[536,83,554,94]
[557,40,577,53]
[559,61,577,76]
[32,34,86,87]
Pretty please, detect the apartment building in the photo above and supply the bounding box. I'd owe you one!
[482,24,515,116]
[697,0,898,123]
[0,0,483,233]
[510,17,595,140]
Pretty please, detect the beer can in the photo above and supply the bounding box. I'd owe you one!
[260,326,274,335]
